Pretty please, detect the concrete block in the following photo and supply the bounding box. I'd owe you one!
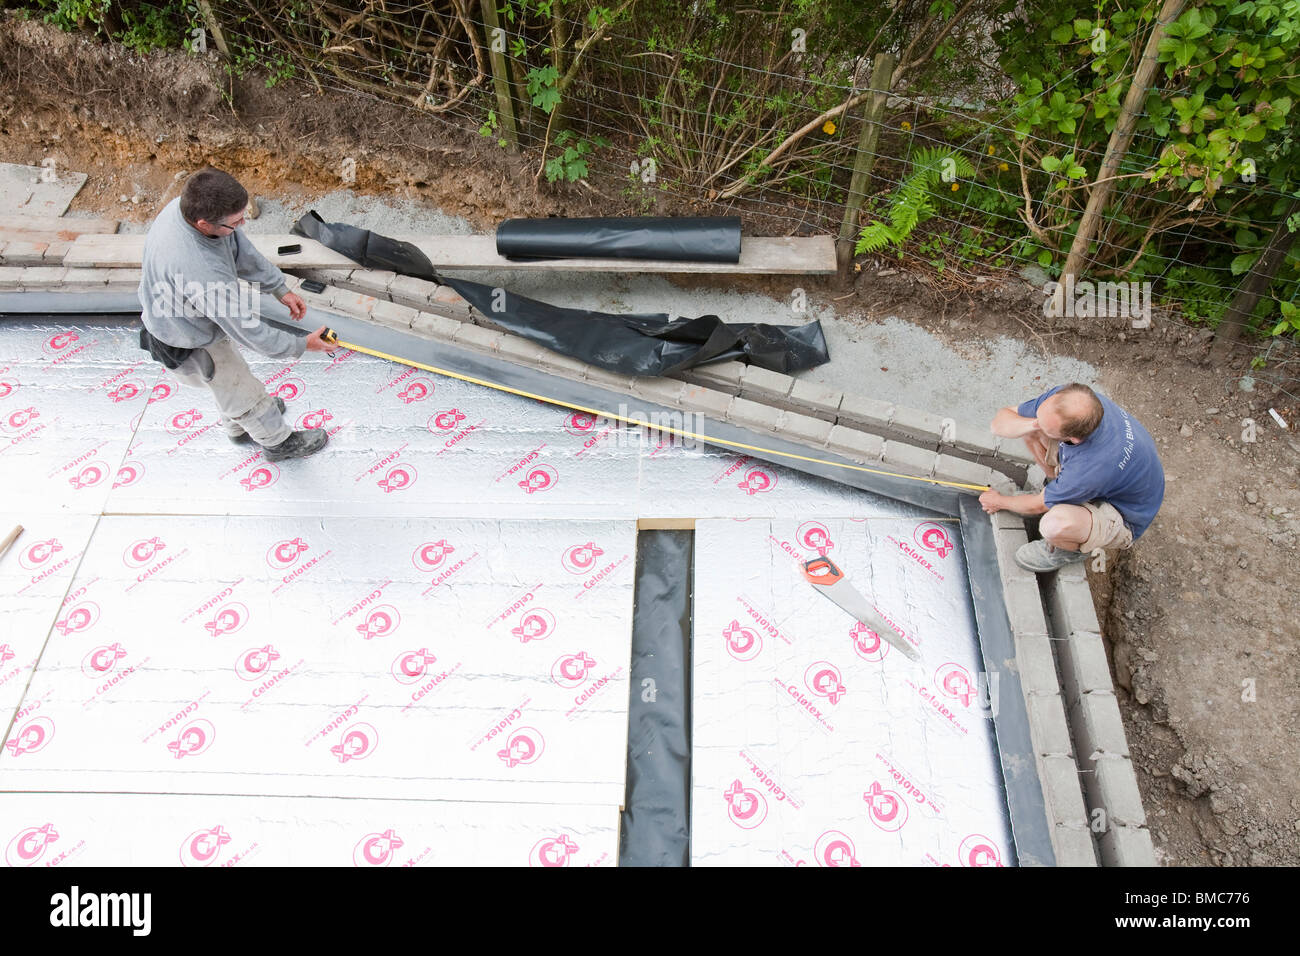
[630,377,687,408]
[1069,692,1131,758]
[1052,825,1100,867]
[1098,824,1156,867]
[837,394,894,431]
[388,274,436,309]
[0,241,51,264]
[946,419,1000,457]
[1027,693,1074,758]
[1013,630,1061,698]
[782,379,842,417]
[890,405,947,449]
[60,268,110,289]
[583,366,637,394]
[679,384,734,422]
[1039,754,1089,825]
[346,269,396,296]
[45,241,71,261]
[0,268,25,291]
[934,453,996,488]
[370,298,419,331]
[1057,630,1114,707]
[1047,563,1101,636]
[497,334,547,367]
[677,361,745,394]
[431,284,475,322]
[992,510,1025,532]
[825,425,884,463]
[989,473,1018,494]
[18,266,69,287]
[881,440,937,477]
[738,365,793,403]
[726,396,783,433]
[410,312,462,342]
[535,350,591,380]
[332,289,379,315]
[103,269,142,290]
[1092,755,1148,827]
[1026,464,1047,489]
[995,438,1037,465]
[1002,577,1048,639]
[777,410,834,446]
[452,324,505,354]
[993,526,1038,588]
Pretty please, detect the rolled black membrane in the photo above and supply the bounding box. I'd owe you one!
[496,216,741,263]
[292,211,829,377]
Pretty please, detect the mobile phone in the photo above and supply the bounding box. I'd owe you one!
[278,244,302,255]
[301,279,326,294]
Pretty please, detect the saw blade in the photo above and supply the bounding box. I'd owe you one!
[803,557,920,662]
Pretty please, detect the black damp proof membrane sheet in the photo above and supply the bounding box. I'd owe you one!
[291,212,829,377]
[496,216,742,263]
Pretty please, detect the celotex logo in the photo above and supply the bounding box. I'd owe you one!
[0,380,15,399]
[723,619,761,662]
[166,719,215,759]
[5,717,55,758]
[429,408,465,432]
[959,834,1004,867]
[935,663,976,708]
[412,539,453,572]
[391,648,437,685]
[914,521,954,559]
[80,642,126,678]
[18,537,62,571]
[107,381,142,403]
[550,652,595,688]
[266,537,309,570]
[295,408,333,430]
[738,467,777,496]
[511,608,555,644]
[271,378,305,403]
[563,412,597,436]
[796,520,834,557]
[4,406,39,431]
[180,825,232,868]
[239,464,280,493]
[149,381,176,403]
[353,830,403,867]
[529,834,579,868]
[42,331,79,356]
[234,644,280,681]
[396,379,433,404]
[378,464,417,494]
[56,602,101,637]
[561,541,603,575]
[122,536,166,568]
[864,781,908,833]
[356,606,401,641]
[518,464,557,494]
[850,622,888,662]
[331,723,379,764]
[497,727,544,768]
[113,462,145,489]
[6,823,59,867]
[205,603,249,638]
[165,408,204,434]
[804,660,847,705]
[814,830,861,867]
[68,463,107,490]
[723,779,767,830]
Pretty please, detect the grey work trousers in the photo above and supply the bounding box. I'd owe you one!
[170,336,292,447]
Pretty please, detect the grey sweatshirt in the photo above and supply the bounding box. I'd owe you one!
[137,197,306,361]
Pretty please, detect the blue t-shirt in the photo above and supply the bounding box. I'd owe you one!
[1017,386,1165,539]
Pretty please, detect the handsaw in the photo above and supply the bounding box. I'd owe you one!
[803,556,921,662]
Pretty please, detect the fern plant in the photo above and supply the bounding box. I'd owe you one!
[855,147,976,254]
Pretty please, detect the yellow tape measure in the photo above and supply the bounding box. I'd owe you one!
[319,328,991,493]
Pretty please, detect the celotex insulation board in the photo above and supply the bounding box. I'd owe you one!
[0,298,1052,867]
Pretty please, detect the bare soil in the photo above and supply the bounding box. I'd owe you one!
[3,16,1298,866]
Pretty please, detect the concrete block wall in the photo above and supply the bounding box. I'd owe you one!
[8,255,1152,866]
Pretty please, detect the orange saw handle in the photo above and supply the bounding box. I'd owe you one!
[802,556,844,586]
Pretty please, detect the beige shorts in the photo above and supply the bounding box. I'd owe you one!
[1080,501,1134,553]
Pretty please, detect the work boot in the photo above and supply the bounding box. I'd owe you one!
[263,428,328,462]
[1015,539,1086,573]
[228,397,287,444]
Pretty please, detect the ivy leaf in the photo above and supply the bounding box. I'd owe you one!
[1051,23,1074,44]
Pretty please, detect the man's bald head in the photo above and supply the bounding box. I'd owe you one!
[1040,383,1104,442]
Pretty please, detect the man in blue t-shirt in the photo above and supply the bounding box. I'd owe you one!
[978,383,1165,572]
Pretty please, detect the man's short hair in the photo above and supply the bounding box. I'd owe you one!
[1053,383,1104,440]
[180,168,248,226]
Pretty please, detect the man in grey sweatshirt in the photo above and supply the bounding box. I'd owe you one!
[138,168,333,461]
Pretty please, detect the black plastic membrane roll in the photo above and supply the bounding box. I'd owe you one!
[497,216,742,263]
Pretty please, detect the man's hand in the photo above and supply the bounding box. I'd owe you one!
[979,489,1004,514]
[303,325,335,353]
[279,291,307,321]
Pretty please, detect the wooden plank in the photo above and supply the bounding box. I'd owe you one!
[636,517,697,530]
[0,215,119,242]
[65,233,836,274]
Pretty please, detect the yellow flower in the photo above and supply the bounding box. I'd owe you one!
[998,162,1009,171]
[987,145,996,155]
[823,120,837,135]
[951,182,959,191]
[901,121,912,130]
